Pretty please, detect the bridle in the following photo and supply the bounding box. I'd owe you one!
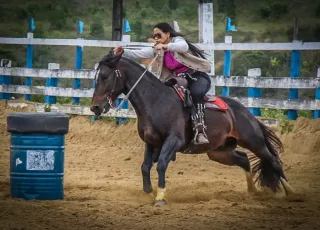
[94,60,122,110]
[106,69,122,109]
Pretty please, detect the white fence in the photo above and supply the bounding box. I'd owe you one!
[0,36,320,119]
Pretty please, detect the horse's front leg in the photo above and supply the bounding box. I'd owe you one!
[141,143,159,193]
[155,134,182,207]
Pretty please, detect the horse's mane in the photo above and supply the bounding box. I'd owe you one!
[95,51,171,94]
[97,51,120,69]
[121,56,170,91]
[96,51,161,80]
[121,56,158,78]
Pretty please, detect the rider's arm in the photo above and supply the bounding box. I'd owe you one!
[123,47,154,59]
[167,36,189,53]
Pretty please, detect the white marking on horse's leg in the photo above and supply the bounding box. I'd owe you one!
[155,187,166,201]
[280,177,295,196]
[245,171,257,193]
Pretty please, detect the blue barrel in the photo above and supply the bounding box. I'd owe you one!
[7,112,69,200]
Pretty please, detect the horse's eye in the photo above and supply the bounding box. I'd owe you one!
[100,70,112,80]
[101,74,108,80]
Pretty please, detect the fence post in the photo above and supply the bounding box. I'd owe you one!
[73,20,84,105]
[222,17,237,96]
[198,0,215,77]
[287,43,301,120]
[115,95,128,125]
[222,35,232,96]
[288,18,301,120]
[248,68,262,116]
[45,63,60,104]
[314,67,320,119]
[0,59,12,100]
[25,17,35,101]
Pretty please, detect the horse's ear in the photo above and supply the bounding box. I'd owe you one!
[109,49,123,67]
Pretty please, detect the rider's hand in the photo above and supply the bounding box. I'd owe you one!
[154,43,168,50]
[113,45,124,55]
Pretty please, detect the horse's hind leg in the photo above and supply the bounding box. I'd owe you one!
[207,150,257,193]
[251,146,295,195]
[236,150,257,193]
[238,131,294,196]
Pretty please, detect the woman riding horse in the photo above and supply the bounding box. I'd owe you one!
[114,22,212,145]
[91,46,296,207]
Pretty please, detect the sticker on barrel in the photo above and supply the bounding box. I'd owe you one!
[26,150,55,170]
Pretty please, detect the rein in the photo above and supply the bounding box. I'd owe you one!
[114,53,159,111]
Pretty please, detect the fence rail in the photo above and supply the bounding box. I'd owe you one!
[0,67,95,79]
[5,96,319,117]
[1,37,320,50]
[0,85,93,98]
[1,66,320,111]
[1,67,320,88]
[1,36,320,120]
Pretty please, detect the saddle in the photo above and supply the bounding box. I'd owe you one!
[171,84,228,112]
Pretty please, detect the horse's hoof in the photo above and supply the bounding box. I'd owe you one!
[154,199,167,207]
[285,192,306,202]
[247,185,258,194]
[143,186,153,194]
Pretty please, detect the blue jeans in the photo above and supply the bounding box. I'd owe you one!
[187,71,211,104]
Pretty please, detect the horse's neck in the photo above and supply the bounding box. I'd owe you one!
[124,65,172,117]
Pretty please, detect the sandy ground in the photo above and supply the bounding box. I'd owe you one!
[1,100,320,230]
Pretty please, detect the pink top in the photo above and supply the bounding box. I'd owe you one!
[163,51,190,74]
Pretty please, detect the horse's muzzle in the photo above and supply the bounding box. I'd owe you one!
[90,102,110,116]
[90,105,102,116]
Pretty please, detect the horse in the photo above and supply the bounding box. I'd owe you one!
[90,51,295,207]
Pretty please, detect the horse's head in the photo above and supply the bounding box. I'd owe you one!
[90,50,125,116]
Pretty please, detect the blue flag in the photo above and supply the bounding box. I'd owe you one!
[78,20,84,34]
[124,19,131,32]
[29,17,35,31]
[226,17,237,32]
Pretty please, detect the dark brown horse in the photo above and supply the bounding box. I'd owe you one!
[90,51,295,206]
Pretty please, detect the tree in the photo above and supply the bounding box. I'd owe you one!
[149,0,163,11]
[90,22,105,38]
[168,0,178,10]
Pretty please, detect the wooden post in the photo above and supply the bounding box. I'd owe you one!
[45,63,60,104]
[248,68,262,116]
[73,20,84,105]
[25,17,35,101]
[198,0,215,96]
[112,0,123,41]
[112,0,127,125]
[0,59,12,100]
[288,17,301,120]
[314,67,320,119]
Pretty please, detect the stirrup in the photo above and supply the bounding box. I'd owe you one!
[192,125,209,145]
[191,103,209,145]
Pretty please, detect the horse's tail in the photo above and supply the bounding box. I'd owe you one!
[249,121,284,192]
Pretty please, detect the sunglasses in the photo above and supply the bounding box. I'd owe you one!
[153,32,166,39]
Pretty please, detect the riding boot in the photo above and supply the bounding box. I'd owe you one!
[191,103,209,145]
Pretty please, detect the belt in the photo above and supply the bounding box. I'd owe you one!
[177,71,197,81]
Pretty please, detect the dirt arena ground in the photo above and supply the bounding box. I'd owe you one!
[1,100,320,230]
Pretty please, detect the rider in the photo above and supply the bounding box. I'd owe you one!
[113,22,212,145]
